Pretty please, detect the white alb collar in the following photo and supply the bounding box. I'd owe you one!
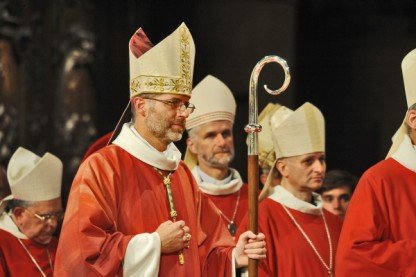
[192,166,243,195]
[113,123,182,171]
[268,185,323,215]
[0,212,27,239]
[392,135,416,172]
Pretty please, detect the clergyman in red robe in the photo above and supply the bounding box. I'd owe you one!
[54,23,266,277]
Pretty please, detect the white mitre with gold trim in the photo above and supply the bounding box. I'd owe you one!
[184,75,236,170]
[186,75,236,129]
[387,48,416,157]
[258,103,282,171]
[129,22,195,97]
[271,102,325,159]
[0,147,63,213]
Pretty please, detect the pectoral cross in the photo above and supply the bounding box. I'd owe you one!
[156,168,184,265]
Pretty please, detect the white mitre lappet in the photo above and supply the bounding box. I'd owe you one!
[387,48,416,157]
[0,147,63,213]
[260,102,325,199]
[184,75,236,170]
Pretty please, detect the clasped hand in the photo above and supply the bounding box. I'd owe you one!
[156,220,191,254]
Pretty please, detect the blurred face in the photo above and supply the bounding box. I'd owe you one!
[13,198,62,245]
[322,186,351,219]
[260,168,281,187]
[278,152,326,193]
[188,120,235,169]
[144,94,191,143]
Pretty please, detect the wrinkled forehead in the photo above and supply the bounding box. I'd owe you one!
[198,120,234,133]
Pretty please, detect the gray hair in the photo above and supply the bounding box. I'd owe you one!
[6,199,35,212]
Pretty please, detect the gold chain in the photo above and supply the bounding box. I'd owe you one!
[154,167,185,265]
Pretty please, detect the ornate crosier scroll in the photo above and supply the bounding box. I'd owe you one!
[245,55,290,276]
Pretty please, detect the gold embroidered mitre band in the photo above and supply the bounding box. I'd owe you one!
[387,48,416,157]
[185,75,236,130]
[271,102,325,159]
[184,75,236,170]
[129,22,195,97]
[258,103,282,170]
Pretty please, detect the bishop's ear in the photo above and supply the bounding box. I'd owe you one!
[131,97,147,116]
[275,159,288,178]
[407,109,416,130]
[186,137,198,154]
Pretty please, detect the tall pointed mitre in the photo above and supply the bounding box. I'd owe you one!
[111,23,195,143]
[258,103,282,171]
[386,48,416,157]
[0,147,63,213]
[271,102,325,159]
[184,75,236,170]
[129,22,195,97]
[259,102,325,199]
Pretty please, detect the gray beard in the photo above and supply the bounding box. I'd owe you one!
[145,112,183,143]
[201,151,235,168]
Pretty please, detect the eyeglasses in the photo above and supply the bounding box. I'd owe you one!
[24,208,64,223]
[143,97,196,114]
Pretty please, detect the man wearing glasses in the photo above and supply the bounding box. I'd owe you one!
[0,147,63,276]
[55,23,266,276]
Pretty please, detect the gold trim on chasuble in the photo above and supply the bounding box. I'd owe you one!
[130,26,192,95]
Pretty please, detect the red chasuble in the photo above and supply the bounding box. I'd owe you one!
[237,199,342,276]
[204,184,248,236]
[336,158,416,276]
[54,145,235,276]
[0,229,57,276]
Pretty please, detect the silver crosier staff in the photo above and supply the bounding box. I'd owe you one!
[245,55,290,277]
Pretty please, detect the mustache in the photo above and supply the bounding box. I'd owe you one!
[173,119,185,125]
[214,148,232,154]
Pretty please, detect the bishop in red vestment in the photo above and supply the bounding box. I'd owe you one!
[0,218,57,276]
[185,75,248,237]
[54,23,266,276]
[0,147,63,276]
[336,47,416,277]
[238,186,342,276]
[55,124,236,276]
[238,102,343,276]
